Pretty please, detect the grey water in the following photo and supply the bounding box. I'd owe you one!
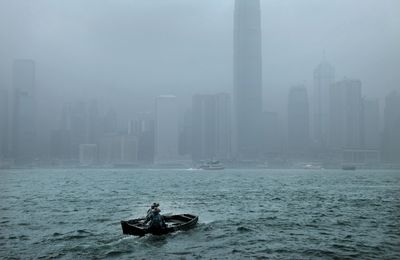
[0,169,399,259]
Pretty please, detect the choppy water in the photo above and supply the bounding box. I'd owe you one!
[0,169,399,259]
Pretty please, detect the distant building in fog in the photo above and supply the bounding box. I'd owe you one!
[179,110,192,157]
[0,88,8,159]
[129,112,155,164]
[79,144,97,166]
[382,91,400,163]
[261,111,283,158]
[215,93,232,160]
[155,95,179,163]
[68,101,89,160]
[313,59,335,149]
[120,135,138,164]
[287,86,310,156]
[329,79,363,150]
[363,98,380,150]
[12,59,36,165]
[191,93,231,162]
[234,0,263,159]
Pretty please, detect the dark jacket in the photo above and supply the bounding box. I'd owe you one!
[145,212,166,229]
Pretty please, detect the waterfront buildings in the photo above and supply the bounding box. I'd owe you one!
[313,59,335,148]
[329,79,363,150]
[12,59,36,165]
[0,88,8,159]
[382,91,400,163]
[155,95,179,163]
[287,86,310,156]
[261,111,283,158]
[362,98,380,150]
[191,93,231,162]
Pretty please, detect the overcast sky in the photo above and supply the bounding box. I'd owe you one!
[1,0,399,118]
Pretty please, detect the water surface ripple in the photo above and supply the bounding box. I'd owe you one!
[0,169,399,259]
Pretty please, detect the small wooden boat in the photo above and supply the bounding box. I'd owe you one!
[121,214,198,236]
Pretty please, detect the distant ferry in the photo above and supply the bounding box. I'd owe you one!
[199,161,225,170]
[342,165,356,171]
[303,164,323,170]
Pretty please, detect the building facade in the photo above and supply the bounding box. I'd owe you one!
[0,88,8,159]
[191,93,231,162]
[382,91,400,163]
[155,95,179,163]
[233,0,263,159]
[329,79,363,150]
[288,86,310,156]
[313,59,335,148]
[12,59,36,165]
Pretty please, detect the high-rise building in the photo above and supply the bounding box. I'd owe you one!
[79,144,97,166]
[233,0,262,159]
[329,79,363,150]
[362,98,380,150]
[191,93,231,162]
[12,59,36,165]
[121,135,138,164]
[69,101,88,160]
[215,93,232,160]
[382,91,400,163]
[313,59,335,148]
[129,112,155,164]
[0,88,8,159]
[155,95,179,163]
[287,86,310,156]
[179,110,192,157]
[192,94,215,161]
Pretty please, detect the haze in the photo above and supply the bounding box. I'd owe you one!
[0,0,399,167]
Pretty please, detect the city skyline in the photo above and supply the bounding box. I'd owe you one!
[1,55,398,167]
[0,1,399,167]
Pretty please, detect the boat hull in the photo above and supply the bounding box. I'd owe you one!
[121,214,198,236]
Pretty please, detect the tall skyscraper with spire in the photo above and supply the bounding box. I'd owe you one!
[12,59,36,165]
[233,0,262,159]
[313,57,335,149]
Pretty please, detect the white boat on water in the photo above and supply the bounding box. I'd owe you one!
[199,161,225,170]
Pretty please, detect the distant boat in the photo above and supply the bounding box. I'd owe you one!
[342,165,356,171]
[199,160,225,170]
[303,164,323,170]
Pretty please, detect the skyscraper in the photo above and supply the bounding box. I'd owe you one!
[214,93,232,160]
[0,88,8,159]
[313,59,335,148]
[155,95,179,163]
[362,98,380,150]
[12,59,36,165]
[287,86,310,156]
[382,91,400,163]
[329,79,363,150]
[233,0,262,159]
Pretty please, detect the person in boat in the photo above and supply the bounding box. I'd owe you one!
[146,202,159,218]
[144,207,166,232]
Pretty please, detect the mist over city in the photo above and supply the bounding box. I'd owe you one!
[1,0,399,169]
[0,1,400,259]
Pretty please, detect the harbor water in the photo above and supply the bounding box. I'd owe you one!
[0,169,399,259]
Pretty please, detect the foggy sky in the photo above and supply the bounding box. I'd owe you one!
[1,0,399,120]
